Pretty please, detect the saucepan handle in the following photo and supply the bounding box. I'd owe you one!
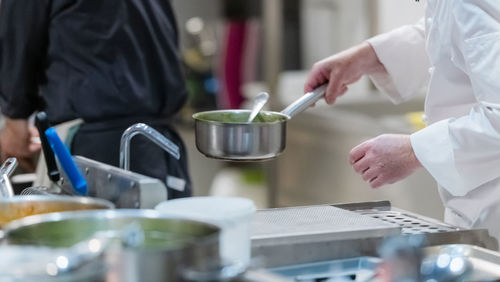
[280,84,327,118]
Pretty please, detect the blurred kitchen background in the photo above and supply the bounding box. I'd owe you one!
[171,0,443,219]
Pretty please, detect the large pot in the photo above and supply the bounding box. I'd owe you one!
[2,209,224,282]
[193,85,326,161]
[0,195,114,227]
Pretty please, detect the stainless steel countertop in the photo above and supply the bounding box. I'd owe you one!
[251,201,498,268]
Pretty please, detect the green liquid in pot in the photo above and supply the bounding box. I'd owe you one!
[195,112,286,123]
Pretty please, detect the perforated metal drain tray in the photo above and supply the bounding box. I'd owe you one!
[336,201,458,234]
[251,201,498,268]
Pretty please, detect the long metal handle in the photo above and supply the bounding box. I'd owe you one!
[0,157,17,177]
[0,158,17,198]
[280,84,327,118]
[120,123,180,171]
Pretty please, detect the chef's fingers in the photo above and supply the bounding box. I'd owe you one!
[339,85,348,97]
[28,142,41,153]
[369,176,385,189]
[325,72,346,104]
[325,80,338,105]
[304,63,329,93]
[28,125,39,138]
[349,142,369,164]
[352,157,369,173]
[362,167,378,182]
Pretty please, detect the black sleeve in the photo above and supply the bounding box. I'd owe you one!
[0,0,50,118]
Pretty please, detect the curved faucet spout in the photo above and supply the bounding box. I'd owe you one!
[120,123,180,171]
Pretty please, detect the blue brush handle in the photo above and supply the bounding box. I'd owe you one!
[45,127,87,195]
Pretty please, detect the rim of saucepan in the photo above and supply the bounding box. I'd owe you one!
[3,209,219,231]
[0,195,115,209]
[2,209,221,247]
[192,109,290,125]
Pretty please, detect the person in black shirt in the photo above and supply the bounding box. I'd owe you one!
[0,0,191,198]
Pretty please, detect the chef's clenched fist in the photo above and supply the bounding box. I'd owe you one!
[349,134,422,188]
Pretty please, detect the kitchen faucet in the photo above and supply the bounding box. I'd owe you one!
[120,123,180,171]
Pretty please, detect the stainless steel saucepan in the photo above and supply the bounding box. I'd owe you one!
[2,209,225,281]
[193,85,327,161]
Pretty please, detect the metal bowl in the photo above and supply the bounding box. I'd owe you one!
[3,209,221,281]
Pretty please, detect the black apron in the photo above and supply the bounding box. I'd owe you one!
[70,117,192,199]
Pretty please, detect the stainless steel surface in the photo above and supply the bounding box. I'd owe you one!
[252,205,400,241]
[0,195,114,227]
[237,269,293,282]
[0,174,14,199]
[119,123,180,171]
[3,209,222,282]
[280,85,326,117]
[268,257,380,281]
[193,85,326,161]
[0,158,17,198]
[0,245,106,282]
[248,92,270,123]
[251,202,498,268]
[251,244,500,281]
[423,244,500,281]
[251,204,399,268]
[340,201,498,250]
[337,201,458,235]
[361,210,457,234]
[51,222,146,276]
[60,156,167,208]
[20,186,62,196]
[0,157,18,177]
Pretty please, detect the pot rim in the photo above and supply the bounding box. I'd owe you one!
[2,209,220,235]
[192,109,290,125]
[0,195,115,208]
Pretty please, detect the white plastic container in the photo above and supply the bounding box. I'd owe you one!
[155,196,256,267]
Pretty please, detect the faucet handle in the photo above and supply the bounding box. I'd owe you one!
[119,123,180,171]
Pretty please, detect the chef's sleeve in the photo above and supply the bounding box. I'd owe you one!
[366,18,431,104]
[0,0,50,118]
[410,0,500,197]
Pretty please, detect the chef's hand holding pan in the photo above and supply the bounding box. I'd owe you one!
[304,42,386,105]
[349,134,422,188]
[0,118,41,172]
[306,43,422,188]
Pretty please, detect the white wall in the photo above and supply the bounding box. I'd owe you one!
[376,0,426,33]
[300,0,371,69]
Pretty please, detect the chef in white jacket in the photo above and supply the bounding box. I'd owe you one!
[305,0,500,243]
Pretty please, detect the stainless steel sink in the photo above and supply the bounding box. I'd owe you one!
[422,244,500,281]
[268,257,380,282]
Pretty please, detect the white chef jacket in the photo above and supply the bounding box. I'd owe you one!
[367,0,500,243]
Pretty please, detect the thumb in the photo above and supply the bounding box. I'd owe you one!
[28,142,42,153]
